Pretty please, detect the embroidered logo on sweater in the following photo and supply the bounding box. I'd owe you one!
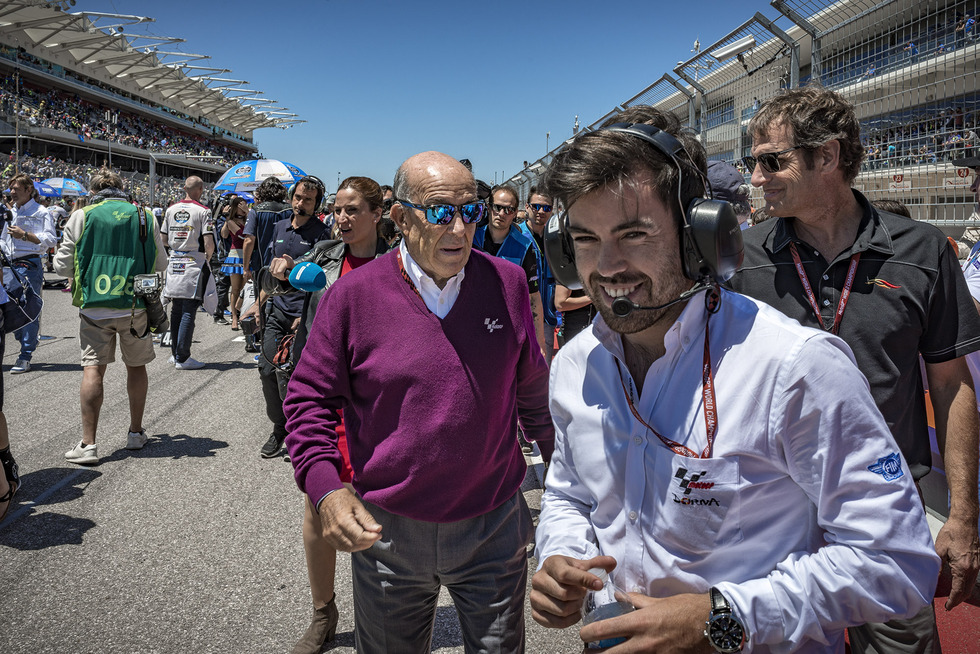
[485,318,503,333]
[868,453,904,481]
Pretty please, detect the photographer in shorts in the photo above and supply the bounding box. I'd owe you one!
[53,169,168,465]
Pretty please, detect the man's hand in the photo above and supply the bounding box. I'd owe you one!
[316,488,382,552]
[578,593,713,654]
[530,555,616,629]
[7,225,26,241]
[241,302,261,329]
[269,254,295,281]
[935,516,980,609]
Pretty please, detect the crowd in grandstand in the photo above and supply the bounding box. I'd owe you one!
[0,74,250,168]
[863,106,979,168]
[824,8,979,88]
[728,104,979,175]
[1,43,249,142]
[3,152,195,208]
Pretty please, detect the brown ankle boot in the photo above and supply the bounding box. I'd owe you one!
[291,596,338,654]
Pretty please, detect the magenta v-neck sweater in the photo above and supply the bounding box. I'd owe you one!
[284,248,554,522]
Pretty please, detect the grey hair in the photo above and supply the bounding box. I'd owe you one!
[393,163,412,202]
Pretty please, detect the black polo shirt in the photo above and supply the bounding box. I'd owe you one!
[270,216,329,316]
[729,189,980,480]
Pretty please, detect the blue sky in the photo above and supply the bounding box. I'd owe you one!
[89,0,778,191]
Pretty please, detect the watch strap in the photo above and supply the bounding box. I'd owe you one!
[709,587,730,614]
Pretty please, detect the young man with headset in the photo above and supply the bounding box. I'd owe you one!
[245,176,330,458]
[529,107,940,653]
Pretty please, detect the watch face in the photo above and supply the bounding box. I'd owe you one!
[708,615,744,653]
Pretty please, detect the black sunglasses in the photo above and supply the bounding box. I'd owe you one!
[492,203,516,215]
[529,203,553,212]
[742,146,803,174]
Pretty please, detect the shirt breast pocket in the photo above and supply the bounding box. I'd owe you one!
[649,453,743,555]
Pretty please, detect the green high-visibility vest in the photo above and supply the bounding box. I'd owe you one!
[72,199,157,310]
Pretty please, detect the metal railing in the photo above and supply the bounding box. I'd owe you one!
[506,0,980,224]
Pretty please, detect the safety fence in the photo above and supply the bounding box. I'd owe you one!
[508,0,980,225]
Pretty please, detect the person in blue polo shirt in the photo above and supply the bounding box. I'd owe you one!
[474,185,545,357]
[521,186,560,363]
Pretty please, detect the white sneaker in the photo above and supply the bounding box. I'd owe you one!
[65,440,98,465]
[126,430,148,450]
[175,357,205,370]
[167,355,175,364]
[10,359,30,374]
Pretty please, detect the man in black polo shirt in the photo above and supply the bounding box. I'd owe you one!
[729,86,980,653]
[242,177,292,281]
[250,177,329,458]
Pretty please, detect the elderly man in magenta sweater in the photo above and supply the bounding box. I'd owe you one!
[283,151,554,654]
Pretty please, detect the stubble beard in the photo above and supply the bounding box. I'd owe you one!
[585,270,692,335]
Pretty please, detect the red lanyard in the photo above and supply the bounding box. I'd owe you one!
[396,249,426,305]
[789,242,860,335]
[617,312,718,459]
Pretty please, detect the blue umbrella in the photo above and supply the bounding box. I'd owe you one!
[33,180,58,198]
[214,159,308,192]
[41,177,88,197]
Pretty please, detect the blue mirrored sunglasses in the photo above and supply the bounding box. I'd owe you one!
[395,198,487,225]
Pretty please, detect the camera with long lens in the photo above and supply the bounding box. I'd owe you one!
[133,273,169,334]
[0,203,12,225]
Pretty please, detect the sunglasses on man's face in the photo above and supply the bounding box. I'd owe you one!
[395,198,487,225]
[530,203,553,212]
[742,146,803,174]
[492,203,516,215]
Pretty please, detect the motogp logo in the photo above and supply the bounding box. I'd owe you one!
[674,468,714,495]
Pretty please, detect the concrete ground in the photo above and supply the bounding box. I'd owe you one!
[0,276,584,653]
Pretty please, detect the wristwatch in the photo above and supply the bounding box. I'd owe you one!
[704,587,747,653]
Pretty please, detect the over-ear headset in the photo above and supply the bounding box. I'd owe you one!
[288,175,326,215]
[543,122,743,291]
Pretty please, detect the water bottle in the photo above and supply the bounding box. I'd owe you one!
[581,568,635,649]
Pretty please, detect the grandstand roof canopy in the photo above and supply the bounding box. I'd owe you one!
[0,0,302,133]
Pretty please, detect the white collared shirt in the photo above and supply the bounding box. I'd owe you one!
[1,199,57,258]
[537,288,939,653]
[398,238,465,319]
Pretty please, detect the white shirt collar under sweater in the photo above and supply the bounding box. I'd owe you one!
[398,238,465,319]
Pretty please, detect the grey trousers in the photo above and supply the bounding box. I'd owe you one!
[351,492,533,654]
[847,589,942,653]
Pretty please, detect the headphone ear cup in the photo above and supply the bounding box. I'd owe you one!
[307,176,325,209]
[681,199,744,282]
[543,212,582,290]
